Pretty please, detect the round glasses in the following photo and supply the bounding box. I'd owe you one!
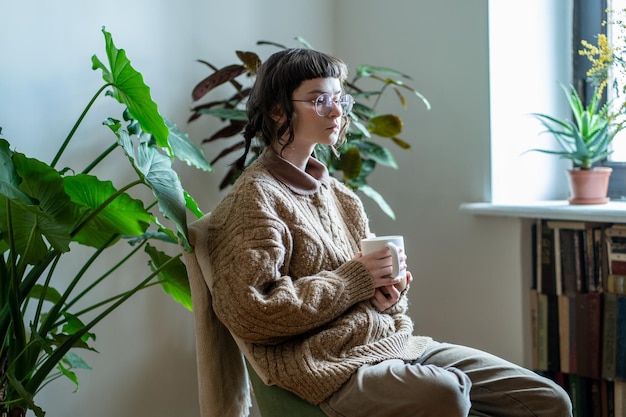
[292,93,355,116]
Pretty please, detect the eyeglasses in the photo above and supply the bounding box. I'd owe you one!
[292,93,355,117]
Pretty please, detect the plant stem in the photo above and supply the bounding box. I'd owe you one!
[50,84,111,169]
[37,235,117,338]
[81,142,118,175]
[32,256,62,332]
[26,255,179,394]
[60,239,146,317]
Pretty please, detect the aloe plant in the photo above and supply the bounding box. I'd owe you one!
[530,84,613,168]
[189,37,430,219]
[0,28,210,417]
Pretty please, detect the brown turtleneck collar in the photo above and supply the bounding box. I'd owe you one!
[257,148,330,196]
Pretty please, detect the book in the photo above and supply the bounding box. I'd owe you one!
[560,228,580,296]
[529,288,539,370]
[615,379,626,417]
[576,293,590,378]
[547,294,561,372]
[541,221,557,295]
[616,295,626,381]
[608,274,626,295]
[537,291,549,371]
[590,378,603,417]
[606,226,626,256]
[572,229,586,294]
[558,294,571,373]
[587,292,603,380]
[595,226,610,292]
[601,379,613,417]
[569,374,589,417]
[603,292,619,380]
[554,226,563,295]
[569,292,578,375]
[611,258,626,276]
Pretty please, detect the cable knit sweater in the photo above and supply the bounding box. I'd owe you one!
[204,148,432,405]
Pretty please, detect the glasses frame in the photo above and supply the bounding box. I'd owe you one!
[292,93,355,117]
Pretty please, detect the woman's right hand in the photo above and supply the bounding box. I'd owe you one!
[354,248,404,289]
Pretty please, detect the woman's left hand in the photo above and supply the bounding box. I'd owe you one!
[369,270,413,312]
[370,286,399,312]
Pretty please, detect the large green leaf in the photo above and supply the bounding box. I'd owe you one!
[0,149,76,263]
[355,64,411,79]
[339,146,362,181]
[91,28,169,150]
[145,244,191,310]
[166,119,212,172]
[358,185,395,220]
[118,131,189,244]
[368,114,403,138]
[352,141,398,168]
[0,139,32,203]
[64,174,151,248]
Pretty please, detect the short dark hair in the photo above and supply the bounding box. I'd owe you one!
[237,48,349,169]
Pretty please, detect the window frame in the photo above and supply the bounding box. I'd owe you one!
[576,0,626,200]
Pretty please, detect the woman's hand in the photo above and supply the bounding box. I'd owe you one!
[370,271,413,312]
[354,248,412,312]
[354,247,404,289]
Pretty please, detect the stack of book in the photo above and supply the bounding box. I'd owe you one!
[530,220,626,417]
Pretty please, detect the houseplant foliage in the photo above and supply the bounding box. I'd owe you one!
[578,7,626,139]
[0,27,210,417]
[188,37,430,219]
[530,83,612,169]
[530,83,615,204]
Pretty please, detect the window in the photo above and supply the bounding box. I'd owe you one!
[608,0,626,160]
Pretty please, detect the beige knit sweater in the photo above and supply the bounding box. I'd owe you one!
[197,148,431,409]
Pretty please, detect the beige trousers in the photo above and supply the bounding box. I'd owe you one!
[319,341,572,417]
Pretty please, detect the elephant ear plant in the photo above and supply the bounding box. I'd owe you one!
[0,28,210,417]
[189,38,430,219]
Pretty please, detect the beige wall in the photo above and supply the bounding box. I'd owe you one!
[1,1,543,416]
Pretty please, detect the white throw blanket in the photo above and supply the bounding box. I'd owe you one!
[182,214,253,417]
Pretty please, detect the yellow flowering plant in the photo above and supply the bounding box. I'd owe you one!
[579,8,626,137]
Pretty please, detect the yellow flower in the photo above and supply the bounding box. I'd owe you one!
[579,34,613,97]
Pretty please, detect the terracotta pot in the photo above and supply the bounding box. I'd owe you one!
[566,167,612,204]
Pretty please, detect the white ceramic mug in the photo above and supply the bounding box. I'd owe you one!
[360,235,405,279]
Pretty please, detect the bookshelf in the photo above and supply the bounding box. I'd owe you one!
[460,200,626,417]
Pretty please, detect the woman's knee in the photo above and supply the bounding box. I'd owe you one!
[412,366,472,417]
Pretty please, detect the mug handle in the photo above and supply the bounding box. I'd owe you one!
[386,242,401,278]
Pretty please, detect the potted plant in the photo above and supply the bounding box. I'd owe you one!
[0,28,210,417]
[188,37,430,219]
[530,83,615,204]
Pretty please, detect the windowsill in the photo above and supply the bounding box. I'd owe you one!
[459,200,626,223]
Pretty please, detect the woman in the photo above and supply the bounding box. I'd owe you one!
[203,48,572,417]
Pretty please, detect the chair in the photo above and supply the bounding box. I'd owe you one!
[184,215,479,417]
[245,360,327,417]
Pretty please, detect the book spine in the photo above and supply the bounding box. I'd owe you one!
[615,296,626,380]
[541,222,557,295]
[588,292,603,380]
[537,292,549,371]
[558,294,571,374]
[576,293,590,378]
[603,292,618,380]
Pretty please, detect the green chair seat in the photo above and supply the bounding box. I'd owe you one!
[246,360,326,417]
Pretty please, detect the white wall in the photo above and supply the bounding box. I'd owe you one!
[1,0,563,416]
